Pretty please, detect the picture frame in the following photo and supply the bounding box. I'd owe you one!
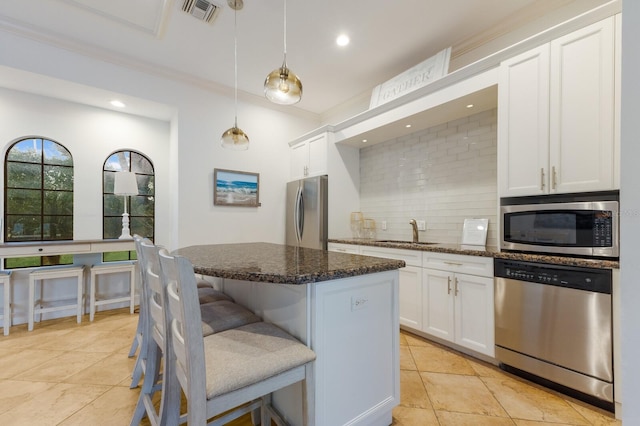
[213,168,261,207]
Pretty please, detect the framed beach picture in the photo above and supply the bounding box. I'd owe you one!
[213,168,261,207]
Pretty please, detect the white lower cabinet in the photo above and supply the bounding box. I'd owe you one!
[454,273,494,356]
[422,268,455,341]
[221,270,400,425]
[328,243,495,357]
[331,243,423,329]
[397,266,423,329]
[422,253,495,357]
[358,246,423,330]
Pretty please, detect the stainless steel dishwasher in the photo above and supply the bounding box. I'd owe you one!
[494,259,613,411]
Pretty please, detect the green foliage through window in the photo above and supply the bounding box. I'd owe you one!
[103,150,154,261]
[4,138,74,268]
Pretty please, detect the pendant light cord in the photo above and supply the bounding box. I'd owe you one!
[234,4,238,128]
[282,0,287,64]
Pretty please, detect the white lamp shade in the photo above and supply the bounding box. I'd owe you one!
[114,171,138,195]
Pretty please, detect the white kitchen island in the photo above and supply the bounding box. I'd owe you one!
[173,243,405,426]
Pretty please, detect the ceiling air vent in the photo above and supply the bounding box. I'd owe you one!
[182,0,223,24]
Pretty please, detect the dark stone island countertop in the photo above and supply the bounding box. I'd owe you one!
[173,242,406,285]
[329,238,619,270]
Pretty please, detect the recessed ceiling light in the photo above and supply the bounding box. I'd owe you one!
[110,100,126,108]
[336,34,350,47]
[405,124,412,128]
[466,104,474,108]
[362,139,368,143]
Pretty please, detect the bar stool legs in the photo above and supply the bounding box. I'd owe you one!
[89,261,137,321]
[28,266,85,331]
[0,271,12,336]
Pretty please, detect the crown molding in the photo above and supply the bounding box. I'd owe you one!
[450,0,621,71]
[450,0,575,63]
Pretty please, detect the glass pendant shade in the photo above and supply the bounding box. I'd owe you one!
[264,61,302,105]
[221,0,249,150]
[221,125,249,150]
[264,0,302,105]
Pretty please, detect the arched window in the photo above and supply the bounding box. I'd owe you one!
[4,137,74,268]
[103,150,154,261]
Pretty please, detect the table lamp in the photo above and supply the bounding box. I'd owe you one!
[114,171,138,239]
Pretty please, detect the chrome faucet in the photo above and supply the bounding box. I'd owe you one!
[409,219,419,243]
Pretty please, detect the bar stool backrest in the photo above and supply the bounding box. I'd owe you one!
[160,250,206,404]
[129,236,154,387]
[140,240,165,348]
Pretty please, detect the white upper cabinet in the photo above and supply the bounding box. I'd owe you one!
[549,17,615,193]
[498,17,617,196]
[290,130,360,238]
[498,44,550,196]
[290,133,328,180]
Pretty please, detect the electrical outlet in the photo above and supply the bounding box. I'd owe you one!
[417,220,426,231]
[351,295,368,311]
[381,220,387,230]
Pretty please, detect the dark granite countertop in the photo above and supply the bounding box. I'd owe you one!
[173,242,406,285]
[329,238,619,270]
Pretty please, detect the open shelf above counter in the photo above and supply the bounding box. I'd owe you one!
[334,70,498,148]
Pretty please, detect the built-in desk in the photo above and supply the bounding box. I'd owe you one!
[174,242,404,426]
[0,239,135,258]
[0,239,137,327]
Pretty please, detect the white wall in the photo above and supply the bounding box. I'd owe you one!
[0,26,320,251]
[0,23,320,324]
[620,1,640,423]
[0,88,172,323]
[359,109,497,246]
[0,87,171,241]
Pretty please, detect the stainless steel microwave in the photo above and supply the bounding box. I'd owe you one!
[500,192,619,258]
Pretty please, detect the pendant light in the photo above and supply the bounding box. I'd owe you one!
[221,0,249,150]
[264,0,302,105]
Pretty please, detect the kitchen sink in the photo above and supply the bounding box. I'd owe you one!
[375,240,438,245]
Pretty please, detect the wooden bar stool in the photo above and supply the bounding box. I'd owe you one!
[28,265,85,331]
[89,261,137,321]
[1,271,12,336]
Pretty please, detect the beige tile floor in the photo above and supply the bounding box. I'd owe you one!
[0,308,621,425]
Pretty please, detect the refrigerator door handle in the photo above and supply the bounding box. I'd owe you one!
[294,184,304,242]
[297,185,304,241]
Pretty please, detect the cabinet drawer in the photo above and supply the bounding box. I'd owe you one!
[0,243,91,257]
[423,252,493,277]
[327,243,360,254]
[360,246,422,267]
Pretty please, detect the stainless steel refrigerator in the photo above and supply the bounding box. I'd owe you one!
[286,175,328,249]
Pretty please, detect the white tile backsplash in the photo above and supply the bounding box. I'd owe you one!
[359,108,498,246]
